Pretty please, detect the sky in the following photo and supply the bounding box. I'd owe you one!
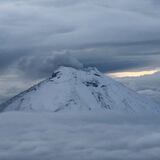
[0,0,160,103]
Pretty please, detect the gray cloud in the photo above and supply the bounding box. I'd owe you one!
[17,52,83,78]
[0,0,160,75]
[0,0,160,103]
[1,112,160,160]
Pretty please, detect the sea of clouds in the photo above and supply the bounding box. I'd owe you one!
[0,111,160,160]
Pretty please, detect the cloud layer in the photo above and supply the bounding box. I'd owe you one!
[1,111,160,160]
[0,0,160,77]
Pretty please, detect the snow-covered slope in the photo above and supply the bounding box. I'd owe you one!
[0,67,159,113]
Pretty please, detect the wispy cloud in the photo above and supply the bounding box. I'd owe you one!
[109,69,160,78]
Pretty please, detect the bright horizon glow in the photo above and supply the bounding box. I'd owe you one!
[108,69,159,78]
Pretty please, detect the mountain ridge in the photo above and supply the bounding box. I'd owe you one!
[0,66,159,113]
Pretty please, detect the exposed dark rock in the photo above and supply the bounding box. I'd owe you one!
[101,85,106,88]
[83,80,99,87]
[94,73,101,77]
[52,71,60,78]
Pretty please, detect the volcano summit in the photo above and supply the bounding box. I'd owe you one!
[0,67,159,113]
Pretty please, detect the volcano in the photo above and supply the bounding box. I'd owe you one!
[0,67,159,113]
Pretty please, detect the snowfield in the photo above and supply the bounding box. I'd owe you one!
[1,111,160,160]
[1,67,159,113]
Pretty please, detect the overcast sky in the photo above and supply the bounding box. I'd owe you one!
[0,0,160,103]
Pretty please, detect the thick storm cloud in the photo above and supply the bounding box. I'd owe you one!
[0,0,160,76]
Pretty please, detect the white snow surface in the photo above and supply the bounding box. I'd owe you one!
[0,66,159,113]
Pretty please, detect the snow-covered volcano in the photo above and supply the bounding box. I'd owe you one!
[0,67,159,113]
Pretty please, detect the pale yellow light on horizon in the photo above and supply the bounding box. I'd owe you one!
[108,69,159,78]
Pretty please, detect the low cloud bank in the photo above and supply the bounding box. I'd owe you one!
[0,111,160,160]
